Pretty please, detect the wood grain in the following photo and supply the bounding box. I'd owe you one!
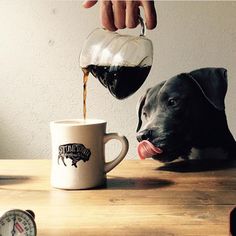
[0,159,235,236]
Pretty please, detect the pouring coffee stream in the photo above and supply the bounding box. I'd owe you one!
[80,16,153,119]
[82,68,89,120]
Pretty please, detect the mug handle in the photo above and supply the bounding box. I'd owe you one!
[103,133,129,173]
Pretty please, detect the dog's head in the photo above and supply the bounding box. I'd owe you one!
[136,68,228,162]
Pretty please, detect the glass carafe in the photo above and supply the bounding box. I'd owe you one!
[80,16,153,99]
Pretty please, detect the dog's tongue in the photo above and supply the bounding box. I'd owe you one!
[137,140,163,160]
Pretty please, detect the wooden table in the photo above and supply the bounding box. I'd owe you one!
[0,159,235,236]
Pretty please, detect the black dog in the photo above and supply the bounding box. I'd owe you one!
[136,67,236,162]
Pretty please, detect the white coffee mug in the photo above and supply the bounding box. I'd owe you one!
[50,119,129,189]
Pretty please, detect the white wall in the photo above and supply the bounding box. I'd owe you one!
[0,1,236,159]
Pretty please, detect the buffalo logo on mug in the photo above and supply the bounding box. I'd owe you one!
[58,143,91,168]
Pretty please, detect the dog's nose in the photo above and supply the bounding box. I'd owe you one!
[136,129,153,142]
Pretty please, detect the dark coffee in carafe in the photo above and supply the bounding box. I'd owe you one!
[82,65,151,120]
[83,65,151,100]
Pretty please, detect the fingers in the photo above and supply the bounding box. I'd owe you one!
[140,0,157,29]
[100,1,117,31]
[103,0,139,30]
[82,0,98,8]
[112,1,126,29]
[83,0,157,31]
[126,1,140,28]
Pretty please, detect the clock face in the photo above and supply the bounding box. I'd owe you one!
[0,209,37,236]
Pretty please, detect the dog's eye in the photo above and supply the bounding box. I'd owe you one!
[142,112,147,118]
[168,98,177,107]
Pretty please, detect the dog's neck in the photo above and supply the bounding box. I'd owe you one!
[189,147,228,160]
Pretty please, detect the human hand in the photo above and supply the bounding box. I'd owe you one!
[83,0,157,31]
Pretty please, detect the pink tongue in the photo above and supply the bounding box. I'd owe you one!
[137,140,163,160]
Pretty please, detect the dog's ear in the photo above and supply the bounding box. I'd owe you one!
[188,68,227,110]
[136,89,150,132]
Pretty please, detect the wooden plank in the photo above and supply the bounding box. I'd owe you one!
[0,189,235,205]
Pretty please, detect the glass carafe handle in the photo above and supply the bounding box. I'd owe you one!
[138,15,146,36]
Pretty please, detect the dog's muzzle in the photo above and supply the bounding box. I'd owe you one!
[136,129,154,142]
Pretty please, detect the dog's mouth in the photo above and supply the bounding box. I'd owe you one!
[137,140,163,160]
[137,139,191,163]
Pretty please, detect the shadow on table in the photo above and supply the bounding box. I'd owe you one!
[106,176,174,190]
[0,175,30,186]
[156,159,236,173]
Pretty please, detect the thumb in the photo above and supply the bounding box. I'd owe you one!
[83,0,98,8]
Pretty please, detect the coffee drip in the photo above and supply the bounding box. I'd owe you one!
[82,68,89,120]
